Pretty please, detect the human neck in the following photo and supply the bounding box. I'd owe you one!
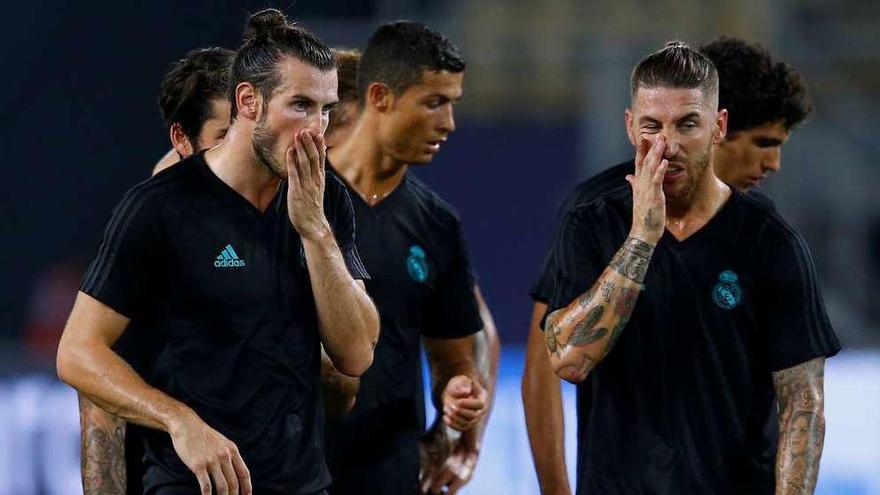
[665,168,731,240]
[203,123,282,212]
[328,116,408,206]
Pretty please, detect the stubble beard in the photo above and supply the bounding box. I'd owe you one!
[252,112,285,178]
[666,142,712,203]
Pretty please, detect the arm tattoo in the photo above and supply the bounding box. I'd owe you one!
[545,236,654,381]
[608,237,654,284]
[79,394,127,495]
[773,358,826,495]
[569,306,608,346]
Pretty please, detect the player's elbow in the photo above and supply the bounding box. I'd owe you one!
[332,341,375,377]
[549,353,594,384]
[56,337,84,388]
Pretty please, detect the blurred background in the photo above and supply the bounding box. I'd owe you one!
[1,0,878,493]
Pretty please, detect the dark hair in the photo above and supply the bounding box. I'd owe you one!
[357,21,465,103]
[700,37,812,134]
[229,8,335,119]
[158,47,234,144]
[328,48,361,132]
[630,40,718,100]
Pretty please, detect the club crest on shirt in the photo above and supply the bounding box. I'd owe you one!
[712,270,742,309]
[406,245,429,283]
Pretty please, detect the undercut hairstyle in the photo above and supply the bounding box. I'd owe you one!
[329,48,361,131]
[630,40,719,102]
[229,8,335,119]
[158,47,234,143]
[701,37,813,134]
[357,21,465,104]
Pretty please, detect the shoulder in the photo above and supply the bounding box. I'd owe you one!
[736,192,811,257]
[404,173,464,228]
[560,160,634,213]
[111,159,194,223]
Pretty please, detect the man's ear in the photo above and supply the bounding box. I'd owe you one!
[169,123,195,157]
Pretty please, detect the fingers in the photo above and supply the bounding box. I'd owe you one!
[218,451,239,495]
[444,375,472,398]
[653,158,669,184]
[635,137,651,169]
[195,468,212,495]
[209,462,229,495]
[428,466,457,495]
[299,130,322,180]
[286,147,300,185]
[293,133,313,186]
[231,447,253,495]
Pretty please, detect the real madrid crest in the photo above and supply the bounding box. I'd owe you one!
[712,270,742,310]
[406,245,429,283]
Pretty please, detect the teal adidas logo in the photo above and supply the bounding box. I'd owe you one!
[214,244,246,268]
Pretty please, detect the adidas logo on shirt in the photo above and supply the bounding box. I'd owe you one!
[214,244,246,268]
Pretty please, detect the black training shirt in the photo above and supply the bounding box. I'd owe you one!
[81,152,367,494]
[324,169,483,495]
[531,160,776,303]
[545,185,840,494]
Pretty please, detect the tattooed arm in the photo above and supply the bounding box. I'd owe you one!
[544,137,668,384]
[544,238,653,383]
[79,394,127,494]
[773,357,827,495]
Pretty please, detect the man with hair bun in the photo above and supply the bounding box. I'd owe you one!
[523,37,819,495]
[534,41,838,494]
[58,8,379,495]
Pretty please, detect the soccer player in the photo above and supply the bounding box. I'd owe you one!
[540,41,838,494]
[322,22,499,495]
[152,48,234,175]
[57,8,379,495]
[521,37,815,495]
[76,46,234,495]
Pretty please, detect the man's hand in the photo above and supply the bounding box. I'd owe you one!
[168,410,252,495]
[420,424,479,495]
[286,130,330,240]
[442,375,487,432]
[627,136,668,244]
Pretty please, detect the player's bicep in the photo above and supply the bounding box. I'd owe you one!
[62,291,131,348]
[772,357,825,412]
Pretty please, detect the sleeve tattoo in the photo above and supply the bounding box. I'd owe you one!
[545,237,654,382]
[773,357,826,495]
[79,394,127,495]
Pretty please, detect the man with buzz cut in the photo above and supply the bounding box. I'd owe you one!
[77,46,234,495]
[540,41,838,494]
[322,21,500,495]
[522,36,815,495]
[57,8,379,495]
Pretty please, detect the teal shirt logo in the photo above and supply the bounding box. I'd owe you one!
[712,270,742,309]
[406,245,429,283]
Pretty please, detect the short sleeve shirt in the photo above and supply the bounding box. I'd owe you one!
[324,169,483,495]
[81,152,367,494]
[545,185,840,494]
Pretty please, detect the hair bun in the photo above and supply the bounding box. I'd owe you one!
[244,8,288,40]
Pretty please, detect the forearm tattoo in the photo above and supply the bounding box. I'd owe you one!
[609,237,654,284]
[544,238,653,381]
[773,358,826,495]
[79,395,127,495]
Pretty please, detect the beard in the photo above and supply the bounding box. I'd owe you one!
[665,141,712,201]
[252,111,285,177]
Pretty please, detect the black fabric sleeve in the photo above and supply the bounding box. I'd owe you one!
[761,225,841,371]
[543,205,608,329]
[80,186,164,319]
[421,220,483,339]
[325,173,369,280]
